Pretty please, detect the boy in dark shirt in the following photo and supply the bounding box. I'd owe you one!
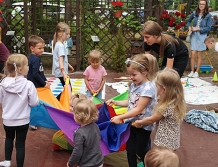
[27,35,50,129]
[27,35,50,88]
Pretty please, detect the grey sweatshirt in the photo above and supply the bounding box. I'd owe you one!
[0,76,39,126]
[68,122,104,167]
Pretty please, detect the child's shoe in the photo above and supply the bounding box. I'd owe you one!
[0,160,11,167]
[29,125,37,130]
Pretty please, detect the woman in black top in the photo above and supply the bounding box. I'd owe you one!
[142,21,189,78]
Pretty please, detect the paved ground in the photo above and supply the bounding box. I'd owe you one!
[0,73,218,167]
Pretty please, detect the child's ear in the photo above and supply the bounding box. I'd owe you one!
[30,46,34,51]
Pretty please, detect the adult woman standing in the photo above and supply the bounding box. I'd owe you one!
[142,21,189,78]
[187,0,212,78]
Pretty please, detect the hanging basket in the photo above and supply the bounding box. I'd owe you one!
[113,10,122,18]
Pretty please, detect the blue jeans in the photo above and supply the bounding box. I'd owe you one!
[86,90,103,100]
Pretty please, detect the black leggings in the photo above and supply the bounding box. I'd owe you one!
[4,123,29,167]
[126,126,151,167]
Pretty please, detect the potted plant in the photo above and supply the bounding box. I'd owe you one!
[160,10,186,37]
[110,1,124,18]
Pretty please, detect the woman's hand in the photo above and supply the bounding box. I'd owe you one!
[134,120,143,128]
[110,116,122,124]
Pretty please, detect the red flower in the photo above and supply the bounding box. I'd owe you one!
[181,13,186,18]
[0,0,3,4]
[111,1,124,11]
[160,10,186,30]
[180,21,186,26]
[0,17,3,22]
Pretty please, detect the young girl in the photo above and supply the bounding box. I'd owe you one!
[144,146,180,167]
[0,54,39,167]
[134,68,187,150]
[83,50,107,100]
[52,93,88,151]
[107,54,158,167]
[67,98,103,167]
[52,22,74,100]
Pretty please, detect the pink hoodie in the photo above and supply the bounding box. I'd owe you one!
[0,76,39,126]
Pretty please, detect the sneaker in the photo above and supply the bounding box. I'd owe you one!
[192,72,199,78]
[29,125,37,130]
[187,71,194,77]
[0,160,11,167]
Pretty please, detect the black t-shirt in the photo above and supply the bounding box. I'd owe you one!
[144,36,189,67]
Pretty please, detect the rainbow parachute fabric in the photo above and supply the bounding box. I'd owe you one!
[30,81,130,156]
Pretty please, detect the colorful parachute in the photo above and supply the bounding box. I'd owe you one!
[30,81,130,156]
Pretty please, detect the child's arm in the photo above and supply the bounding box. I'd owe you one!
[106,99,128,107]
[95,76,106,94]
[84,76,95,95]
[68,63,74,72]
[134,111,163,128]
[110,96,151,124]
[59,56,68,81]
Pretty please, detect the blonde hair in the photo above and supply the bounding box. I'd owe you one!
[154,68,186,122]
[5,54,28,77]
[53,22,70,49]
[144,146,180,167]
[88,50,101,62]
[126,53,158,81]
[28,35,44,47]
[73,99,99,125]
[204,35,215,43]
[141,21,179,58]
[70,93,88,112]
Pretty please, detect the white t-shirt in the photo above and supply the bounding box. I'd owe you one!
[52,41,68,77]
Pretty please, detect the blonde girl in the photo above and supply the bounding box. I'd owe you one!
[107,54,158,167]
[52,22,74,100]
[0,54,39,167]
[67,99,103,167]
[52,93,88,151]
[135,68,187,150]
[83,50,107,100]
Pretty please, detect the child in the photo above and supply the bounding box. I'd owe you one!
[144,146,180,167]
[107,54,158,167]
[83,50,107,100]
[27,35,50,88]
[27,35,50,130]
[52,22,74,100]
[204,35,218,52]
[67,98,103,167]
[52,93,88,151]
[0,54,39,167]
[134,68,186,150]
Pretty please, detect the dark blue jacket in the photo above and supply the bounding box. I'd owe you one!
[27,54,46,88]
